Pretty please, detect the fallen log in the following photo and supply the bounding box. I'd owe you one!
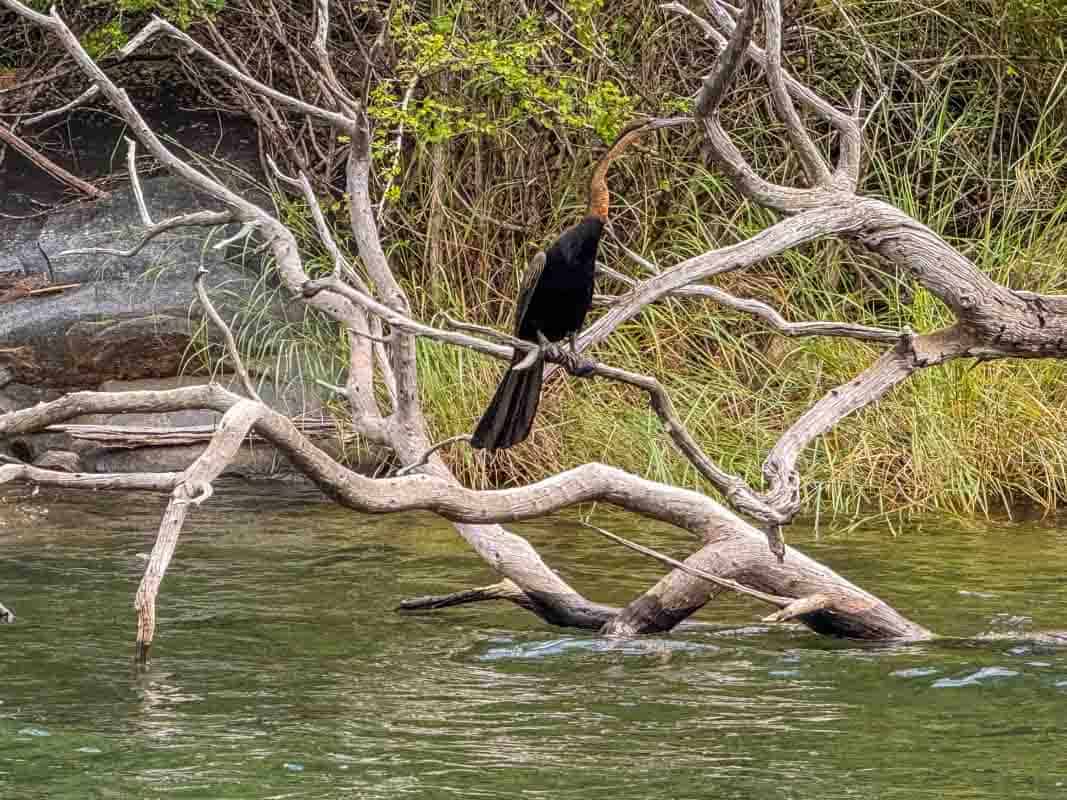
[47,415,340,449]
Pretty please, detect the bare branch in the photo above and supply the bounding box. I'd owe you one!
[309,0,359,113]
[758,326,984,521]
[194,267,261,403]
[135,399,265,663]
[0,120,107,200]
[0,463,180,492]
[56,210,234,259]
[398,580,529,611]
[210,221,258,251]
[663,2,823,210]
[576,204,868,358]
[124,136,153,226]
[345,112,424,428]
[583,522,791,606]
[694,0,755,118]
[759,0,834,186]
[692,0,863,185]
[605,249,900,343]
[395,434,473,477]
[22,85,99,127]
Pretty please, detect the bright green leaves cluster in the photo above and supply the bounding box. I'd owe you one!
[81,20,127,57]
[567,0,606,48]
[114,0,225,30]
[75,0,225,58]
[372,1,637,152]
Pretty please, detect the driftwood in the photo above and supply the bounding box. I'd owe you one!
[48,416,340,449]
[1,0,1059,662]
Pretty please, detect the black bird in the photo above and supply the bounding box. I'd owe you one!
[471,122,652,451]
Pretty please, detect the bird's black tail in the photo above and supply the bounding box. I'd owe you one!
[471,353,544,451]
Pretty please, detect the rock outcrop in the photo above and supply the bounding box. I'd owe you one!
[0,174,365,478]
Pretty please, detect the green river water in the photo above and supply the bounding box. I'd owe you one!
[1,481,1065,799]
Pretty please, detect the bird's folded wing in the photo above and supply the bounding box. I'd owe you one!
[512,250,546,337]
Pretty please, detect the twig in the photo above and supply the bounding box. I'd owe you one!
[57,210,233,259]
[442,314,528,348]
[605,248,900,343]
[395,434,473,476]
[26,282,80,296]
[124,136,153,226]
[194,267,261,403]
[581,522,792,607]
[397,580,528,611]
[22,85,99,127]
[211,221,258,251]
[377,73,419,217]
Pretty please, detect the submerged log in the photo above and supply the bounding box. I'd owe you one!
[602,530,932,640]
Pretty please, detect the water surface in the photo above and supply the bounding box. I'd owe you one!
[1,483,1065,798]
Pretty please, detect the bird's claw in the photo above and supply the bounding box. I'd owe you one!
[564,333,595,376]
[512,332,595,376]
[567,353,596,377]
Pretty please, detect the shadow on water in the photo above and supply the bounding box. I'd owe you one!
[1,480,1066,799]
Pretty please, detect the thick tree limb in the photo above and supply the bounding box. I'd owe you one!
[0,386,928,642]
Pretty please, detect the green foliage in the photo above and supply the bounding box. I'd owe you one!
[373,2,636,148]
[80,20,127,57]
[73,0,226,59]
[113,0,224,29]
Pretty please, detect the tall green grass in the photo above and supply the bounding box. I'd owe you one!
[183,0,1067,519]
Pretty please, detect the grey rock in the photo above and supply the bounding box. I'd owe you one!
[0,216,47,276]
[35,176,243,284]
[0,174,263,389]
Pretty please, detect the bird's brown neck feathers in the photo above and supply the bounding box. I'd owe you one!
[588,121,650,222]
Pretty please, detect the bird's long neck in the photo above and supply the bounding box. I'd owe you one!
[587,122,650,223]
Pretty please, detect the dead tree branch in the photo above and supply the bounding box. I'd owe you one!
[0,119,107,200]
[7,0,1057,657]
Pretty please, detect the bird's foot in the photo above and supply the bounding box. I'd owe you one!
[565,333,596,377]
[515,333,596,376]
[565,352,596,377]
[511,332,552,372]
[547,341,595,376]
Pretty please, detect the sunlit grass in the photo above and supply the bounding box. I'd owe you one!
[182,0,1067,522]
